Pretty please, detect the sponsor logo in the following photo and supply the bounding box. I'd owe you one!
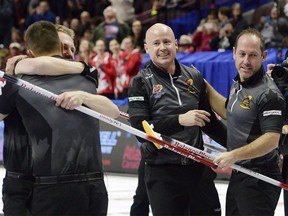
[128,96,144,102]
[122,145,141,169]
[100,131,121,154]
[240,95,252,109]
[263,110,282,116]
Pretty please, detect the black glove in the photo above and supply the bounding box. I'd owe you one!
[80,61,98,87]
[140,142,159,164]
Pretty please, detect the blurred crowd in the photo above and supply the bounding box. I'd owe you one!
[178,1,288,53]
[0,0,288,99]
[0,0,146,99]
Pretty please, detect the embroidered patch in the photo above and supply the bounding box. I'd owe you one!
[152,84,163,95]
[185,78,196,95]
[128,96,144,102]
[240,95,252,109]
[263,110,282,116]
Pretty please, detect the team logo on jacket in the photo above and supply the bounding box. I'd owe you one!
[0,78,6,96]
[152,84,164,99]
[240,95,252,109]
[185,79,196,95]
[153,84,163,95]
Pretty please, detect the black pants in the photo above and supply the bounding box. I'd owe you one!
[2,177,34,216]
[282,155,288,216]
[31,179,108,215]
[191,167,221,216]
[130,157,150,216]
[145,163,214,216]
[226,167,282,216]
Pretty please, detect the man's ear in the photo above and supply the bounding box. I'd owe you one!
[27,49,36,58]
[60,42,64,56]
[144,43,148,54]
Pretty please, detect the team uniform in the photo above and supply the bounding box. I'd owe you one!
[0,109,34,215]
[130,156,150,216]
[0,77,34,215]
[2,73,108,215]
[128,60,226,215]
[225,66,285,215]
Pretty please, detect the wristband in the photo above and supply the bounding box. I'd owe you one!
[80,61,99,87]
[13,58,24,75]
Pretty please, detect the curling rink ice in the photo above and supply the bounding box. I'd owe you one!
[0,168,284,215]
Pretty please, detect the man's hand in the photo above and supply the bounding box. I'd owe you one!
[178,110,210,127]
[56,91,84,110]
[213,151,237,170]
[266,63,275,79]
[282,125,288,134]
[5,55,28,75]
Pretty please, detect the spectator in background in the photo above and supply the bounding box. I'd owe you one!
[82,29,93,42]
[108,0,135,25]
[217,6,231,30]
[210,22,235,51]
[27,0,37,15]
[10,28,25,51]
[131,20,145,52]
[78,11,91,37]
[0,44,9,69]
[75,39,95,64]
[230,3,248,38]
[109,38,128,99]
[2,42,24,69]
[91,39,115,99]
[0,0,13,48]
[192,22,218,51]
[178,34,194,53]
[25,0,56,28]
[69,18,81,50]
[91,6,131,49]
[70,18,80,34]
[199,6,219,27]
[90,16,104,30]
[11,0,29,32]
[7,42,23,57]
[255,6,284,48]
[121,36,142,98]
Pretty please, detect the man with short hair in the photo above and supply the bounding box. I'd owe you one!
[128,23,226,215]
[206,28,285,215]
[0,20,118,215]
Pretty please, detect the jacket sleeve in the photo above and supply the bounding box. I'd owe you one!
[0,82,18,115]
[128,74,183,143]
[198,75,227,148]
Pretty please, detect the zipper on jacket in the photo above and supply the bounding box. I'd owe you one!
[169,74,182,106]
[230,83,242,112]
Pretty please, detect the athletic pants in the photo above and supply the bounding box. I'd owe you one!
[145,163,221,215]
[2,176,34,216]
[31,179,108,215]
[226,166,282,216]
